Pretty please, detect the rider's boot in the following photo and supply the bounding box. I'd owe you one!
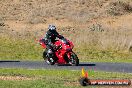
[46,59,50,64]
[49,58,54,63]
[47,49,55,63]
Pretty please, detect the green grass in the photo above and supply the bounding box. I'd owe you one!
[0,68,132,88]
[0,36,132,62]
[74,47,132,63]
[0,36,43,61]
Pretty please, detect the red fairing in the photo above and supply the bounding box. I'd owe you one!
[41,43,46,48]
[39,38,46,48]
[39,38,75,64]
[54,39,74,64]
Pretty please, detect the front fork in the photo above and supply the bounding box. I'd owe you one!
[64,52,72,63]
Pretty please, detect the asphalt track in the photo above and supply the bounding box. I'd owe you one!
[0,61,132,73]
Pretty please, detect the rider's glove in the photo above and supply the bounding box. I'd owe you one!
[52,45,57,50]
[53,45,62,51]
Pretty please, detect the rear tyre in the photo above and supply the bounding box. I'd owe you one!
[69,52,79,66]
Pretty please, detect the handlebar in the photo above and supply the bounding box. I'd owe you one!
[56,44,62,50]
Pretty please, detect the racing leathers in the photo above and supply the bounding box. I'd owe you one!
[43,30,64,63]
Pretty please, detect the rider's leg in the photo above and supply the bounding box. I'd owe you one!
[47,49,54,63]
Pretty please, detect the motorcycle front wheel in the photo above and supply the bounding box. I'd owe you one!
[69,52,79,66]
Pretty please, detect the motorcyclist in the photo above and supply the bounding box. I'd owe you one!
[43,24,64,64]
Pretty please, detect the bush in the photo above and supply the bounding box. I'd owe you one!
[106,0,132,16]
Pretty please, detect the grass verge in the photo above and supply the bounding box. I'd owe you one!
[0,68,132,88]
[0,35,132,63]
[0,36,43,61]
[74,47,132,63]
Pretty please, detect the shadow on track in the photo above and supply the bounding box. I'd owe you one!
[58,63,96,66]
[78,63,96,66]
[0,60,20,63]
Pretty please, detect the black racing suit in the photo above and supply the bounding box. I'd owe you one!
[43,30,64,62]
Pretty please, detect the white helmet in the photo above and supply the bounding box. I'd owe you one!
[48,24,56,31]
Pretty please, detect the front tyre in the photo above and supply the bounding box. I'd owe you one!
[69,52,79,66]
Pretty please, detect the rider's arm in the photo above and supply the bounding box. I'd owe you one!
[54,31,64,39]
[44,32,56,49]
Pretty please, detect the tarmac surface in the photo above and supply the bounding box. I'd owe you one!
[0,61,132,73]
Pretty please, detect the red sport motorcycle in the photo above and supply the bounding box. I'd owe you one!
[39,38,79,66]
